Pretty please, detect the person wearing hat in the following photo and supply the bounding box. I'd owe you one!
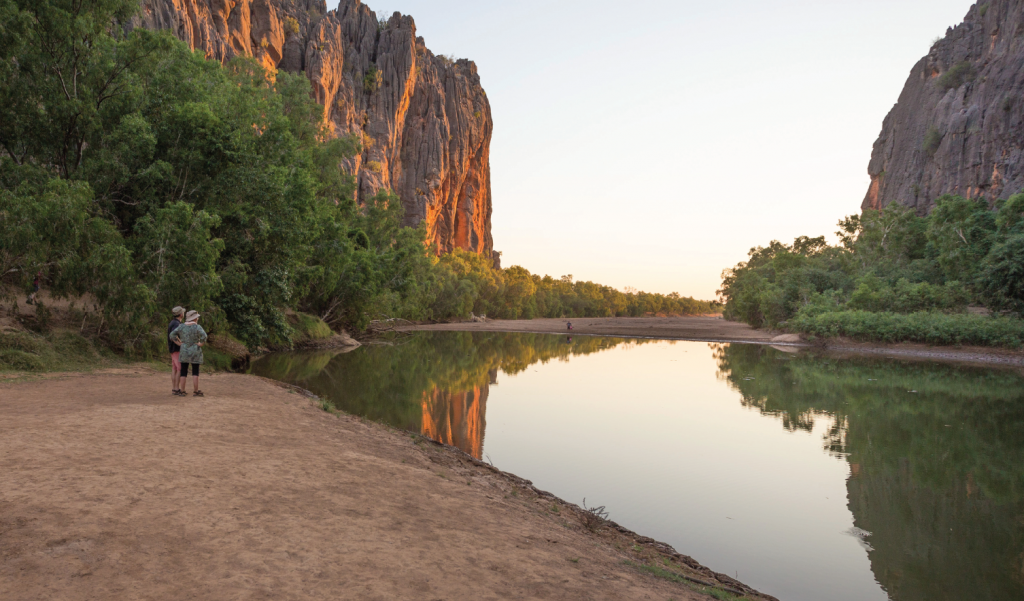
[169,310,208,397]
[168,307,186,395]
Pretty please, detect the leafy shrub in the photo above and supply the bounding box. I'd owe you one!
[847,276,970,313]
[284,17,300,36]
[366,160,383,173]
[979,3,990,17]
[361,132,374,151]
[788,310,1024,348]
[938,61,975,90]
[923,126,943,156]
[363,65,381,93]
[979,234,1024,316]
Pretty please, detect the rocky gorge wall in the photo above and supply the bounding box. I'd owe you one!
[864,0,1024,213]
[133,0,494,256]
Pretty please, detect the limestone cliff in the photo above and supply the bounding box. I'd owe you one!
[864,0,1024,213]
[133,0,493,255]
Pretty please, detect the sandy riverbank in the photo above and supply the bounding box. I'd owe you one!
[399,317,1024,367]
[0,369,771,601]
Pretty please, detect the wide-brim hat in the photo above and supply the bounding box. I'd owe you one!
[172,306,185,317]
[185,310,200,322]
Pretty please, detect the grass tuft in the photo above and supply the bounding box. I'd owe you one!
[624,561,747,600]
[923,126,943,156]
[938,61,975,90]
[0,349,46,371]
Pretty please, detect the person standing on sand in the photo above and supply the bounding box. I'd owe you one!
[170,310,208,397]
[168,307,185,396]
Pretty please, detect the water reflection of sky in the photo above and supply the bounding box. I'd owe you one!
[484,340,884,601]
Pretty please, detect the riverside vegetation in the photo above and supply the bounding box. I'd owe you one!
[0,0,717,368]
[718,195,1024,347]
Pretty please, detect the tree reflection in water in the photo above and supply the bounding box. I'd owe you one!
[715,343,1024,601]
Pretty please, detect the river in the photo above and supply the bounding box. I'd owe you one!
[249,331,1024,601]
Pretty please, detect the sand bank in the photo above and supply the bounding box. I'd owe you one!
[0,369,771,600]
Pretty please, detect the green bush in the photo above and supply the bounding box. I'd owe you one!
[979,233,1024,316]
[923,127,943,156]
[847,276,969,313]
[788,310,1024,348]
[938,62,975,90]
[363,65,381,93]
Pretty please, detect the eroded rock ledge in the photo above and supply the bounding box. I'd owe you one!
[134,0,493,255]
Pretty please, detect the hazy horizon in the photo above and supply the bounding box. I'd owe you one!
[331,0,973,300]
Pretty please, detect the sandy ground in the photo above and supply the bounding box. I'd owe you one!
[401,317,1024,367]
[0,369,770,601]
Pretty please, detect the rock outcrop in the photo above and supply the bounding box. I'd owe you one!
[133,0,493,255]
[864,0,1024,213]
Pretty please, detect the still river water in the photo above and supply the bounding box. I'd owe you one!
[249,332,1024,601]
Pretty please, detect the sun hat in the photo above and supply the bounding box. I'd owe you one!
[185,310,200,322]
[172,306,185,317]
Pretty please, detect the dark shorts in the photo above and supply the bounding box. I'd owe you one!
[180,363,200,377]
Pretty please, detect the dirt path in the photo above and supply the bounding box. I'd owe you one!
[400,317,1024,367]
[0,369,769,601]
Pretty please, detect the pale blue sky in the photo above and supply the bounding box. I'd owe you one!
[330,0,973,299]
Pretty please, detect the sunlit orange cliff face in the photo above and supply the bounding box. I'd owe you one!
[420,386,488,459]
[133,0,494,257]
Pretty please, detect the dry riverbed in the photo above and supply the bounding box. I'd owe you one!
[0,369,772,601]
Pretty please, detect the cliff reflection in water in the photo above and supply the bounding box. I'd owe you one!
[249,332,647,458]
[716,344,1024,601]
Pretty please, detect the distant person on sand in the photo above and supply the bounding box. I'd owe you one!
[170,310,208,397]
[168,307,185,396]
[26,271,42,305]
[567,321,573,331]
